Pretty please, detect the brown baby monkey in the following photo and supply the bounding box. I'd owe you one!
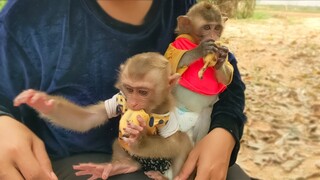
[14,52,193,180]
[164,0,234,158]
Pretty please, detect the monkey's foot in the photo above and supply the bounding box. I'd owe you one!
[145,171,169,180]
[109,161,140,176]
[73,162,140,179]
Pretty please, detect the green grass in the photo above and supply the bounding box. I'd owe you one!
[0,0,7,11]
[243,5,320,20]
[250,10,273,20]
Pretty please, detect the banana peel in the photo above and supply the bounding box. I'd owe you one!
[198,53,217,79]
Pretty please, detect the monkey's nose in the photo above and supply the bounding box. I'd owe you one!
[128,102,139,110]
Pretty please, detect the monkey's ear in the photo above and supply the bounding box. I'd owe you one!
[177,15,191,34]
[168,73,180,89]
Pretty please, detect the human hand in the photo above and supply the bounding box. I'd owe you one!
[0,116,57,180]
[174,128,235,180]
[13,89,55,115]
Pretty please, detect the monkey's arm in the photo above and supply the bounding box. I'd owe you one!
[164,34,202,72]
[215,60,234,85]
[40,97,108,132]
[178,47,202,68]
[14,89,109,132]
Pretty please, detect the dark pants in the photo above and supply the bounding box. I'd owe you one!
[52,153,250,180]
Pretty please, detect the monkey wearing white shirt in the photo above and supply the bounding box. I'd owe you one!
[14,52,192,180]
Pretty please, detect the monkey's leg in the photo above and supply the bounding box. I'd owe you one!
[108,141,142,177]
[171,135,193,178]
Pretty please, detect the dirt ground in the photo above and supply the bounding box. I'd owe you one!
[222,10,320,180]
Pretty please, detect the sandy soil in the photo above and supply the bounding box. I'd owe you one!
[222,10,320,180]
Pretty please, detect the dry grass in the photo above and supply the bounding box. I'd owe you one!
[222,10,320,180]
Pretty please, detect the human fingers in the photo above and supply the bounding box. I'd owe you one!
[174,148,199,180]
[32,136,58,180]
[0,165,24,180]
[15,144,55,180]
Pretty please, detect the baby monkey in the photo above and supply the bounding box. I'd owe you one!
[14,52,193,180]
[164,1,234,143]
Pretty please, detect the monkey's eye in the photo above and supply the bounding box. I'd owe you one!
[125,87,134,93]
[138,90,149,96]
[214,25,223,31]
[203,25,211,30]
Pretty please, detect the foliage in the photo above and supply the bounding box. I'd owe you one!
[198,0,256,19]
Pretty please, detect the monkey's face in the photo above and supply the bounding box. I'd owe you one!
[190,16,223,44]
[119,76,157,113]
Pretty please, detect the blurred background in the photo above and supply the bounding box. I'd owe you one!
[1,0,320,179]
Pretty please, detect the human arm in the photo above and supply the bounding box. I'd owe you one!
[175,52,246,179]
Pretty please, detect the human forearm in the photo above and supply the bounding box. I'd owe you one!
[210,52,246,165]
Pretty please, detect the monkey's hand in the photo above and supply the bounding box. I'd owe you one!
[214,45,229,70]
[121,115,147,148]
[197,40,229,78]
[196,39,218,58]
[13,89,56,115]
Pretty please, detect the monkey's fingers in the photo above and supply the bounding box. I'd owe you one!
[13,89,38,106]
[145,171,168,180]
[126,122,143,135]
[136,115,147,128]
[205,53,217,67]
[121,136,137,145]
[28,93,55,114]
[74,163,104,179]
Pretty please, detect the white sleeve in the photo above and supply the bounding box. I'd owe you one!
[104,94,119,119]
[158,111,179,138]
